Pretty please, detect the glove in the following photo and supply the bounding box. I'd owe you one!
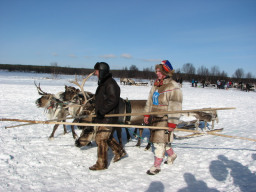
[96,111,105,119]
[144,115,150,125]
[168,123,176,132]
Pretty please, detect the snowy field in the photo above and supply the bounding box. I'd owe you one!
[0,71,256,192]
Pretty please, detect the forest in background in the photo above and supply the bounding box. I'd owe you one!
[0,63,255,84]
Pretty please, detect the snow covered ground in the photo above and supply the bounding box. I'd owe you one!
[0,71,256,192]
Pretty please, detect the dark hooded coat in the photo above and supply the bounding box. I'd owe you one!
[94,73,120,124]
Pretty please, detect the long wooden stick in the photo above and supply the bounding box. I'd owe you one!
[1,119,168,129]
[94,107,236,118]
[2,118,255,142]
[3,107,235,129]
[4,117,68,129]
[206,132,256,142]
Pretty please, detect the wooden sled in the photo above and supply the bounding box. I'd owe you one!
[174,120,223,140]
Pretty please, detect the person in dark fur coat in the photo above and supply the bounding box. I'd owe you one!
[144,60,183,175]
[89,62,126,171]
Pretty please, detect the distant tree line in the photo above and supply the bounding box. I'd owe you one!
[175,63,255,84]
[0,63,255,84]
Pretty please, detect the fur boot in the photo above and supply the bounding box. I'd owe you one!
[164,149,177,165]
[107,138,127,162]
[146,157,163,175]
[89,141,108,170]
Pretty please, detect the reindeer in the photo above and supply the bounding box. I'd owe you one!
[35,73,95,139]
[120,78,135,85]
[120,78,129,85]
[35,82,82,139]
[179,109,219,131]
[190,110,219,131]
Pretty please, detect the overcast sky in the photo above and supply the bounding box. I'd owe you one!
[0,0,255,77]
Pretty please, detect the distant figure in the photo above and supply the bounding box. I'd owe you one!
[201,79,205,88]
[195,80,198,87]
[239,81,243,90]
[217,80,221,89]
[229,81,232,88]
[192,79,195,87]
[179,77,183,88]
[246,83,250,92]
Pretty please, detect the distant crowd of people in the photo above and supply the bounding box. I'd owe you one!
[190,79,254,92]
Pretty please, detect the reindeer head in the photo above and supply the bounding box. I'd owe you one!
[75,126,96,147]
[36,95,53,108]
[61,85,81,102]
[34,82,54,108]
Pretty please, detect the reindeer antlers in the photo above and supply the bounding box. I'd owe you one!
[69,72,94,104]
[34,81,51,95]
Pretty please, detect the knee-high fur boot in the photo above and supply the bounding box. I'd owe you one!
[89,140,108,170]
[107,138,127,162]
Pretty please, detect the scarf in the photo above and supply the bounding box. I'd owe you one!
[154,79,164,87]
[154,76,170,87]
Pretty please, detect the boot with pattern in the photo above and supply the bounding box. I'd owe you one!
[107,138,127,162]
[89,163,107,171]
[146,157,163,175]
[164,147,177,165]
[164,153,177,164]
[113,148,127,162]
[89,140,108,171]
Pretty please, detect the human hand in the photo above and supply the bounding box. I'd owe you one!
[168,123,176,132]
[144,116,150,124]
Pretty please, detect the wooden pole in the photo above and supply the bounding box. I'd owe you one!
[2,118,256,142]
[2,107,235,129]
[95,107,236,118]
[206,132,256,142]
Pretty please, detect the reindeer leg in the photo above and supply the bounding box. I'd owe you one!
[71,125,78,139]
[49,124,60,139]
[71,119,78,139]
[145,142,151,151]
[135,128,143,147]
[212,120,215,130]
[195,119,199,131]
[135,138,141,147]
[63,120,67,135]
[116,127,123,147]
[133,128,138,138]
[125,128,131,142]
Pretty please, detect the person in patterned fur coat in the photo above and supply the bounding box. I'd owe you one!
[144,60,183,175]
